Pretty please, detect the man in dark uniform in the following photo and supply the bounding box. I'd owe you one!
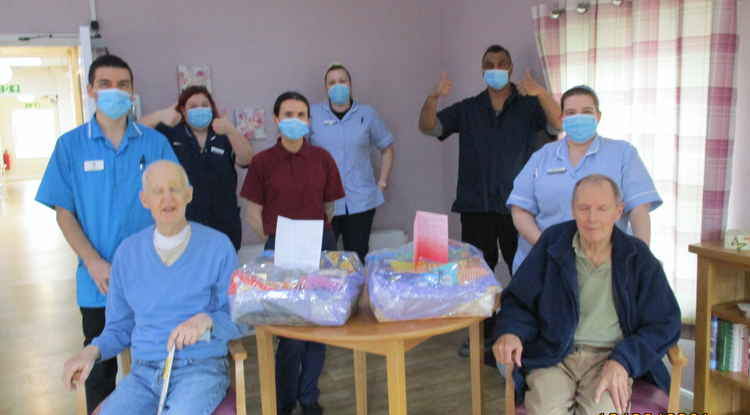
[418,44,562,360]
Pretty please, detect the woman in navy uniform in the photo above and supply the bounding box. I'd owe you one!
[140,86,253,250]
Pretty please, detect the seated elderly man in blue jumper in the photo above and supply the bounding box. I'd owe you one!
[62,160,241,414]
[492,174,681,415]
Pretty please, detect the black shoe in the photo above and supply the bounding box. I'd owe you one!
[301,403,324,415]
[278,405,295,415]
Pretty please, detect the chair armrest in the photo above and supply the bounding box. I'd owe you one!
[667,344,688,368]
[666,344,687,413]
[229,339,247,361]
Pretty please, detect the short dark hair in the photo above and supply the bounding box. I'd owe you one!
[482,44,512,65]
[324,63,352,85]
[88,54,133,86]
[561,85,600,112]
[176,85,219,119]
[273,91,310,117]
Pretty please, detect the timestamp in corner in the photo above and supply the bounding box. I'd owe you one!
[600,412,708,415]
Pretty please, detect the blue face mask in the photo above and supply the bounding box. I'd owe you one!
[96,89,132,120]
[328,84,351,106]
[186,107,213,129]
[563,114,598,143]
[278,118,309,140]
[483,69,509,90]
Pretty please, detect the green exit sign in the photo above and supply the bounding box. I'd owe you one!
[24,103,41,109]
[0,84,21,94]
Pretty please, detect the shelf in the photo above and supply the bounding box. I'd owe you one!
[712,301,750,325]
[689,242,750,268]
[711,369,750,391]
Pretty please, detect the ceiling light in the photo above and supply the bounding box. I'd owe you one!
[551,8,565,19]
[0,57,43,67]
[612,0,624,5]
[17,94,36,103]
[576,2,590,13]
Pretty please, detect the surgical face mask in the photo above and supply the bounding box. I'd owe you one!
[328,84,351,106]
[278,118,309,140]
[563,114,598,143]
[483,69,509,90]
[96,89,132,120]
[186,107,213,129]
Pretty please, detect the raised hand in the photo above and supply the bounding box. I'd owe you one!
[431,72,454,98]
[517,70,547,97]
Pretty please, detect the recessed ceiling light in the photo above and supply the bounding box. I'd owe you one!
[0,57,43,67]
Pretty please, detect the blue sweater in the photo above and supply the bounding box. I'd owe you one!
[91,222,241,361]
[494,220,681,403]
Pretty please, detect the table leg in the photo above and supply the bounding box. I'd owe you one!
[469,320,484,415]
[385,340,408,415]
[255,328,277,415]
[353,350,368,415]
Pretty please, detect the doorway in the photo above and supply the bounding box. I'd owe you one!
[0,46,84,182]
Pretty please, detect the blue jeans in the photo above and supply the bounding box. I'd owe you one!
[100,357,229,415]
[265,230,335,410]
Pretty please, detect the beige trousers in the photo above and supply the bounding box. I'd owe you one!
[524,345,633,415]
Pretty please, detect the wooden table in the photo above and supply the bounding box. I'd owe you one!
[254,307,485,415]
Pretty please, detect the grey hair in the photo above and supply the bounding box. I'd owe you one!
[141,160,191,189]
[572,174,623,205]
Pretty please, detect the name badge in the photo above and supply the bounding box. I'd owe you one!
[323,120,336,126]
[546,167,567,174]
[210,146,225,155]
[172,141,183,146]
[83,160,104,172]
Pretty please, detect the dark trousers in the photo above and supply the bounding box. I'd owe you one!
[460,212,517,273]
[459,212,519,363]
[331,208,376,263]
[80,307,118,414]
[265,230,336,409]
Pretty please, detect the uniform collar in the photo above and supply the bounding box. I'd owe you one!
[182,122,217,144]
[87,115,143,152]
[556,135,602,161]
[478,83,520,112]
[322,100,360,120]
[275,137,311,157]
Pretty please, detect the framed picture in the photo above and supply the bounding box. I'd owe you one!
[177,64,212,92]
[233,107,267,141]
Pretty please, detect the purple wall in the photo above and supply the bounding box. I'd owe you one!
[1,0,543,245]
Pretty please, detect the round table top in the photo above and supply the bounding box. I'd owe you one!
[258,307,484,343]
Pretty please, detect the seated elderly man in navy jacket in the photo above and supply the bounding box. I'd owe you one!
[62,160,241,415]
[492,174,680,415]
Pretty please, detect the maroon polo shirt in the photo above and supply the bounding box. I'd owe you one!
[241,138,345,236]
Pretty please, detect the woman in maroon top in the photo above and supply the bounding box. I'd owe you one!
[240,91,344,415]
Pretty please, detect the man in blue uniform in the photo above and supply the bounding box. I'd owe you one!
[36,54,177,413]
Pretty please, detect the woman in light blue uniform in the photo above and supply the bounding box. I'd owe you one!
[309,63,395,262]
[507,85,661,273]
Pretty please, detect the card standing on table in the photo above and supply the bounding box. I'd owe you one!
[35,54,177,414]
[139,86,253,251]
[240,91,345,415]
